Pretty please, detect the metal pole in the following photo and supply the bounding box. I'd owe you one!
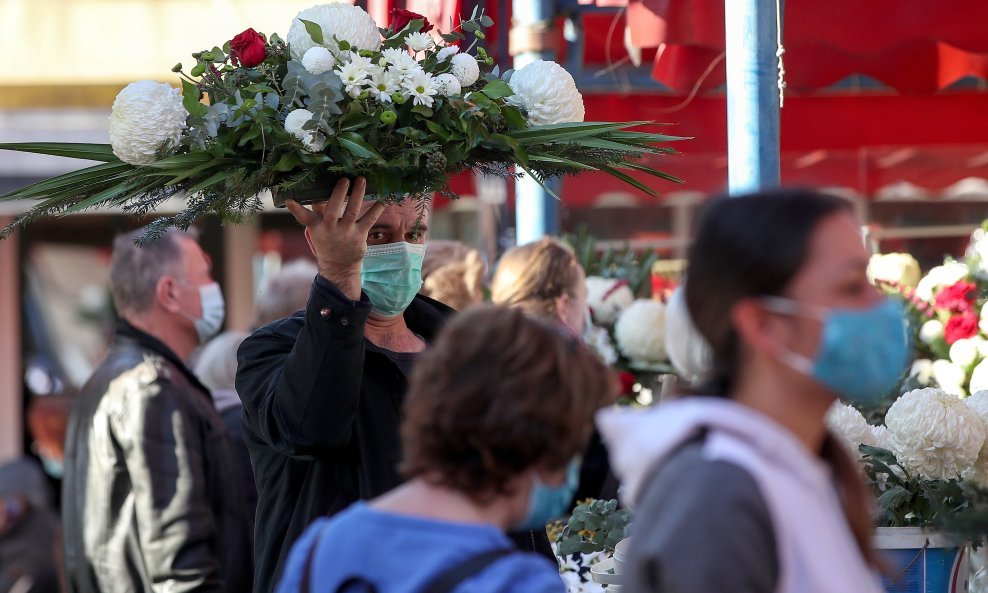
[0,217,22,464]
[512,0,559,243]
[725,0,781,194]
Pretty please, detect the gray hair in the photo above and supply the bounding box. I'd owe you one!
[253,259,318,327]
[193,330,248,393]
[109,228,196,316]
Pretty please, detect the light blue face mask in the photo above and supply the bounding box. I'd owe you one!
[513,457,581,531]
[41,456,64,479]
[361,242,426,318]
[761,296,910,404]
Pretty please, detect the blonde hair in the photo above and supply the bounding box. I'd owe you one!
[490,237,582,321]
[421,250,485,311]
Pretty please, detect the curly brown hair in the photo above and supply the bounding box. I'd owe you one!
[400,305,616,501]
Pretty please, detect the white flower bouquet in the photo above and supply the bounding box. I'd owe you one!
[0,4,684,240]
[828,390,988,530]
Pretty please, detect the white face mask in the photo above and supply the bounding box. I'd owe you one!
[179,281,225,344]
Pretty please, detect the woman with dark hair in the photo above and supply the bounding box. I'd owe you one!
[600,189,906,593]
[276,305,615,593]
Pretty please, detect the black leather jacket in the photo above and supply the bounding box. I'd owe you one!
[63,322,252,593]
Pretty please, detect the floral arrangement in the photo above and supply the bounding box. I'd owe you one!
[874,224,988,397]
[828,391,988,531]
[0,4,683,240]
[550,499,630,593]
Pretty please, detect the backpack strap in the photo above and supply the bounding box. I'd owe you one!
[421,548,515,593]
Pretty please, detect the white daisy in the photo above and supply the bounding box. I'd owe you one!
[344,52,375,71]
[382,49,420,75]
[402,70,438,107]
[335,59,371,97]
[368,67,402,102]
[405,32,434,53]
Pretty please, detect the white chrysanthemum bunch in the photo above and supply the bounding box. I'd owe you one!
[585,276,634,325]
[915,261,970,301]
[108,81,188,165]
[826,402,886,455]
[885,388,987,481]
[449,54,481,87]
[507,59,585,126]
[287,3,382,60]
[614,300,666,363]
[301,46,336,75]
[867,253,921,289]
[950,336,986,369]
[964,391,988,487]
[932,359,967,396]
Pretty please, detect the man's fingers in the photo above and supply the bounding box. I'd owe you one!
[341,177,367,222]
[326,177,351,221]
[284,199,320,226]
[357,201,387,232]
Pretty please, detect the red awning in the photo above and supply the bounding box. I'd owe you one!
[578,0,988,94]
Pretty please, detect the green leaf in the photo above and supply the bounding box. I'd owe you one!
[508,121,646,142]
[480,80,513,100]
[181,79,208,117]
[424,120,452,141]
[480,15,494,27]
[501,105,526,129]
[620,161,684,184]
[298,19,325,45]
[597,164,659,197]
[0,142,118,162]
[0,162,133,201]
[186,169,237,195]
[271,151,304,172]
[338,132,385,161]
[163,158,236,185]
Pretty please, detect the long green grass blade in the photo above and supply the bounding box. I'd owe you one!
[0,163,134,201]
[507,121,641,142]
[597,164,659,197]
[619,161,684,184]
[526,154,596,170]
[0,143,119,162]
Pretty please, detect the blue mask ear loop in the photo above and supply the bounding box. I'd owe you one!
[758,296,828,376]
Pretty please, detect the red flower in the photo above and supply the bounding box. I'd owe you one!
[945,312,979,344]
[935,280,977,313]
[617,371,636,396]
[390,8,433,33]
[230,28,267,68]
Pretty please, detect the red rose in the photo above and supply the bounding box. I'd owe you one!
[230,28,267,68]
[390,8,433,33]
[935,280,977,313]
[945,312,979,344]
[617,371,636,396]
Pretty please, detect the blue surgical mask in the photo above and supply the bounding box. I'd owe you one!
[361,242,426,317]
[761,296,910,404]
[513,457,581,531]
[41,456,64,479]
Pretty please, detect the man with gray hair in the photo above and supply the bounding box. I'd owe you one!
[62,228,252,593]
[252,259,319,328]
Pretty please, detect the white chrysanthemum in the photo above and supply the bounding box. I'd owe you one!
[932,359,967,396]
[915,262,970,302]
[951,337,984,368]
[432,73,462,97]
[284,108,325,152]
[868,253,921,289]
[381,48,419,73]
[885,387,986,481]
[586,324,618,366]
[368,67,401,102]
[615,300,666,364]
[449,53,481,86]
[871,425,892,451]
[287,3,382,60]
[437,46,459,62]
[980,302,988,335]
[301,46,336,75]
[405,32,434,53]
[335,57,371,97]
[664,286,713,383]
[827,402,875,455]
[919,319,945,345]
[964,391,988,487]
[507,59,585,126]
[402,70,438,107]
[910,359,935,386]
[108,81,187,165]
[302,131,327,153]
[585,276,634,326]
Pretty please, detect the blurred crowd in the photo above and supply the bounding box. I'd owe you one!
[1,185,898,593]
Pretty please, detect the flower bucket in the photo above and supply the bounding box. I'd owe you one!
[875,527,969,593]
[270,172,382,207]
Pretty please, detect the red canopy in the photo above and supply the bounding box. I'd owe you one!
[579,0,988,94]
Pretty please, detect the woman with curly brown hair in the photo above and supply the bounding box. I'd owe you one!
[275,305,615,593]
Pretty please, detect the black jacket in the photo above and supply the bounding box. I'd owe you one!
[236,278,452,593]
[63,322,253,593]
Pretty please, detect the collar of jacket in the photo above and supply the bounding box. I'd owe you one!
[393,293,454,343]
[115,319,214,401]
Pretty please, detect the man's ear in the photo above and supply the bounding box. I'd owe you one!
[730,298,786,358]
[156,276,181,314]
